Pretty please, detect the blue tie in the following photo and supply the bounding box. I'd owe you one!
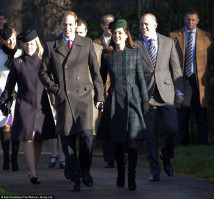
[185,32,193,77]
[149,39,157,67]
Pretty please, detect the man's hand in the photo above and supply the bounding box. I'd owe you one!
[95,102,104,112]
[176,95,184,108]
[141,101,149,115]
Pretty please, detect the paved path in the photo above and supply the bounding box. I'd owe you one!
[0,142,214,199]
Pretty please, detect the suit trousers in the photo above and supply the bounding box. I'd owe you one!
[145,104,178,176]
[178,75,208,145]
[60,129,93,182]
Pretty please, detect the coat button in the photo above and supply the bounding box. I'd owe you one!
[67,90,70,94]
[65,65,68,69]
[77,90,79,93]
[76,77,80,80]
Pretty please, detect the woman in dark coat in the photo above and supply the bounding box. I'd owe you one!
[0,29,55,184]
[98,19,149,190]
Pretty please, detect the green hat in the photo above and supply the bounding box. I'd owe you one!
[109,19,127,32]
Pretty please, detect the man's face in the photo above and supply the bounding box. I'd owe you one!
[61,15,76,39]
[101,17,114,37]
[0,15,7,30]
[184,14,199,31]
[140,15,157,38]
[76,24,87,37]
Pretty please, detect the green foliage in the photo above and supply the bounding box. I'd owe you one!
[0,185,13,195]
[172,145,214,184]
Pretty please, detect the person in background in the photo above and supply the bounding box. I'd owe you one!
[0,11,7,30]
[170,8,214,145]
[38,11,104,192]
[93,14,116,168]
[135,13,184,182]
[76,17,103,135]
[0,29,55,184]
[0,24,21,171]
[98,18,149,191]
[0,11,7,49]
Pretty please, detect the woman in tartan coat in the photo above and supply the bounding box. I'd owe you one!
[98,19,149,190]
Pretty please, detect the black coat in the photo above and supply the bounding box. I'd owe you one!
[0,53,55,141]
[38,34,104,136]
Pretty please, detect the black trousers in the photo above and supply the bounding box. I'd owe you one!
[178,75,208,145]
[145,104,178,176]
[60,129,93,182]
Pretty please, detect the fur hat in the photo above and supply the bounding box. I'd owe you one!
[0,23,12,40]
[17,29,38,42]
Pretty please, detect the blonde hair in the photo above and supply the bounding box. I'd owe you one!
[64,11,77,22]
[35,37,43,59]
[21,37,44,59]
[140,13,157,25]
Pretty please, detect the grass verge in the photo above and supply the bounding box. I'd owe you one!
[172,145,214,184]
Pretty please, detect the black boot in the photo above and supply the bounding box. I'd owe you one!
[115,144,125,188]
[128,148,138,191]
[1,131,10,170]
[11,141,20,171]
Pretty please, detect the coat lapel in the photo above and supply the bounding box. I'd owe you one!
[176,28,186,63]
[54,34,69,58]
[138,37,154,70]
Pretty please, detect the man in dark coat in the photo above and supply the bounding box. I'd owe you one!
[38,11,104,192]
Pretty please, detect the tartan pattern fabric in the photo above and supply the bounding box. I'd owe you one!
[149,39,157,67]
[99,47,149,143]
[185,32,193,77]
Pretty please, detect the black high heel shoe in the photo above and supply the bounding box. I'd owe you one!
[30,177,41,184]
[48,156,57,168]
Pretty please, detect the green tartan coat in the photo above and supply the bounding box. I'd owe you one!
[97,47,149,143]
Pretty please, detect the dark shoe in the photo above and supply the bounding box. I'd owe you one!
[128,178,137,191]
[116,176,125,188]
[149,174,160,182]
[59,161,66,169]
[70,181,80,192]
[105,161,114,168]
[30,177,41,184]
[48,156,57,168]
[163,159,173,177]
[64,165,71,179]
[82,173,93,187]
[11,157,19,171]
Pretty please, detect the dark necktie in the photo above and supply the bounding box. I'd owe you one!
[185,32,193,77]
[149,39,157,67]
[68,40,72,50]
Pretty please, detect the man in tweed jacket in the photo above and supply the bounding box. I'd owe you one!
[135,13,184,182]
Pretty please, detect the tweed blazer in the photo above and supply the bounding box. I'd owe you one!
[39,34,104,136]
[135,33,183,105]
[98,47,149,143]
[170,27,214,107]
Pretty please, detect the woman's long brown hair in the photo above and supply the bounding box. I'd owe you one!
[104,26,137,55]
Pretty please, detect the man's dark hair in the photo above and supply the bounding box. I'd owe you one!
[77,18,88,32]
[185,8,199,18]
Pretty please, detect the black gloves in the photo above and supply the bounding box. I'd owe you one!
[141,101,149,115]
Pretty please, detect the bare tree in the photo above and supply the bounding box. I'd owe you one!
[0,0,24,33]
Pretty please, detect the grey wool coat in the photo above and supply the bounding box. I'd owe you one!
[97,47,149,143]
[38,34,104,136]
